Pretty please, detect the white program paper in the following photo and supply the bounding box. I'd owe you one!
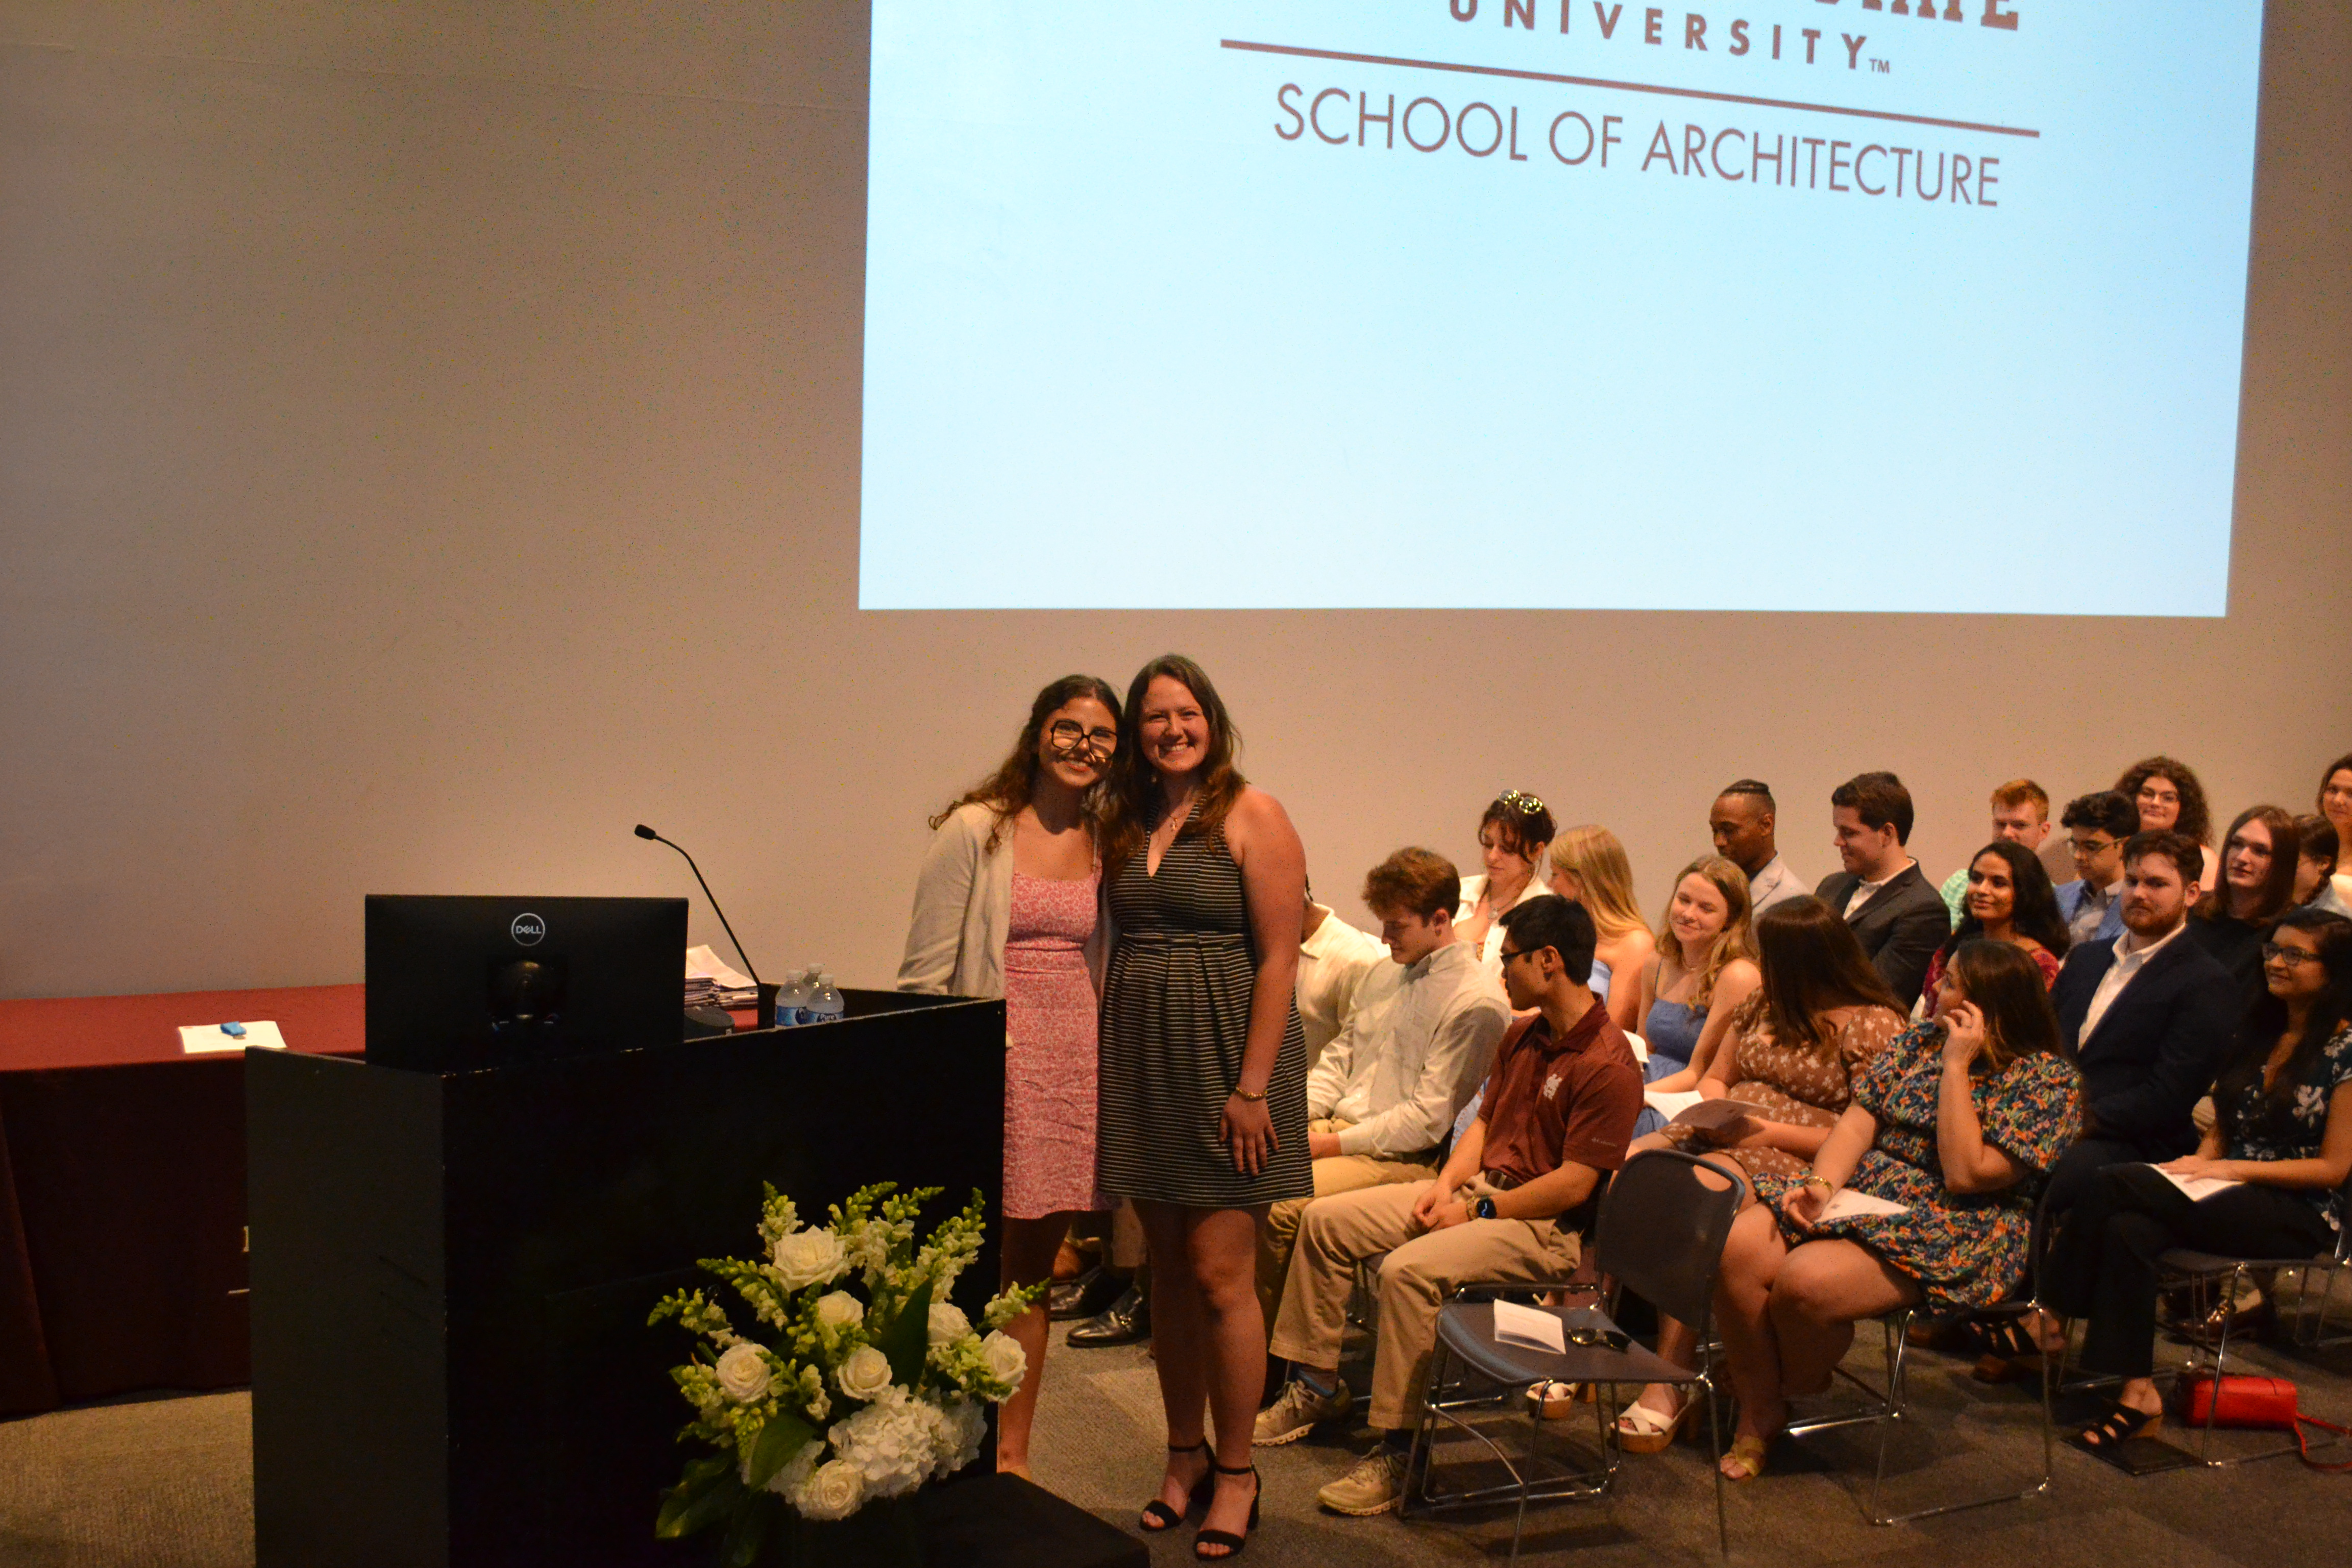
[179,1020,288,1055]
[2148,1165,2244,1203]
[1490,1298,1566,1355]
[685,945,757,990]
[1817,1189,1909,1223]
[1644,1089,1703,1122]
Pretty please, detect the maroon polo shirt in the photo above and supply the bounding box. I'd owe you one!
[1478,1002,1644,1190]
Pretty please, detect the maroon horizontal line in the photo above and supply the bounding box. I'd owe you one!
[1220,38,2041,140]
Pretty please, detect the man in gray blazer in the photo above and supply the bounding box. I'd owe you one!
[1814,771,1950,1010]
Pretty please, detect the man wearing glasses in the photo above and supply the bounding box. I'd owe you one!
[1257,898,1641,1517]
[2055,790,2137,948]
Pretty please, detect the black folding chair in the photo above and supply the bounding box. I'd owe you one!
[1401,1149,1747,1559]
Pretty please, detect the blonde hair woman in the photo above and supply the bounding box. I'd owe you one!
[1632,856,1763,1104]
[1547,825,1657,1031]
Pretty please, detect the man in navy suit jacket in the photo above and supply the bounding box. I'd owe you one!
[2042,831,2238,1216]
[1814,771,1951,1010]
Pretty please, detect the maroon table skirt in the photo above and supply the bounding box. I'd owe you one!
[0,986,363,1417]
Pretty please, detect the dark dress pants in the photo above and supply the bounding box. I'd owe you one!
[2041,1162,2333,1378]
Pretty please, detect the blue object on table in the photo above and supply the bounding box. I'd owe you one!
[220,1022,247,1039]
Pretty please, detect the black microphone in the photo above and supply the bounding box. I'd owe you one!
[634,824,763,988]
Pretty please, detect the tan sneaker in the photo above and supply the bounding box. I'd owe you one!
[1254,1376,1352,1446]
[1316,1446,1410,1515]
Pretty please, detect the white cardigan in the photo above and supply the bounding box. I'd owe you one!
[895,801,1110,1000]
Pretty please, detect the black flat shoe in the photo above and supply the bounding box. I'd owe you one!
[1194,1463,1260,1560]
[1068,1282,1149,1347]
[1050,1266,1126,1322]
[1141,1441,1212,1533]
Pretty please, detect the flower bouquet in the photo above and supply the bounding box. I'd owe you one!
[648,1182,1039,1566]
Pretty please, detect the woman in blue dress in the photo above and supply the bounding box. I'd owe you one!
[1628,855,1760,1136]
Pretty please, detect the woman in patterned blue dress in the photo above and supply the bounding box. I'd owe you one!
[2042,908,2352,1453]
[1709,941,2081,1479]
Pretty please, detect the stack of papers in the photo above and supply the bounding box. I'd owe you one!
[685,946,760,1010]
[180,1021,288,1055]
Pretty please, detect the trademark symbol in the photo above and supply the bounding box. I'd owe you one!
[1870,58,1891,74]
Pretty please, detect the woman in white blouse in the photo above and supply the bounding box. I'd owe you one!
[1454,790,1559,973]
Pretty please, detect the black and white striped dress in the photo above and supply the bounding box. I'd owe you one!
[1096,802,1313,1207]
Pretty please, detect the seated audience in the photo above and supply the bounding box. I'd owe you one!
[2318,753,2352,906]
[1815,771,1950,1010]
[1257,899,1641,1516]
[2293,815,2352,919]
[1920,841,2070,1015]
[1547,825,1659,1032]
[1259,850,1512,1337]
[2115,754,2215,890]
[1710,943,2081,1479]
[1711,778,1805,914]
[2042,909,2352,1452]
[1631,856,1763,1117]
[1938,780,2057,928]
[2055,790,2137,948]
[1298,884,1400,1068]
[1456,789,1558,974]
[1616,896,1905,1449]
[2189,805,2302,1006]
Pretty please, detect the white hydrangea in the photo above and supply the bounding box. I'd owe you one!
[927,1393,988,1480]
[829,1390,936,1500]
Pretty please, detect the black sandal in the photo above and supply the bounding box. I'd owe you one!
[1140,1442,1212,1532]
[2068,1400,2163,1455]
[1955,1317,2039,1361]
[1193,1463,1260,1561]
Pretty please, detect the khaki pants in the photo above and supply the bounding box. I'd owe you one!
[1256,1120,1437,1336]
[1268,1178,1581,1432]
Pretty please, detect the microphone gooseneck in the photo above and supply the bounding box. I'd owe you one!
[634,824,762,988]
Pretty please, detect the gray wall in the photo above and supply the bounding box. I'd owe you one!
[3,2,2347,1000]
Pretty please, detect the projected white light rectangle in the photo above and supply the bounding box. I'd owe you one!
[857,2,2262,615]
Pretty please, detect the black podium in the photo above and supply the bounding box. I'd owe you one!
[248,990,1137,1568]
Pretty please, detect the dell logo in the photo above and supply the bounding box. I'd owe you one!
[510,913,547,946]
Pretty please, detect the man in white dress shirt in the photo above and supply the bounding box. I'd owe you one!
[1710,779,1804,914]
[1297,889,1401,1070]
[1256,849,1512,1337]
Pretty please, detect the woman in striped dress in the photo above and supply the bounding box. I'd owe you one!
[1097,654,1309,1560]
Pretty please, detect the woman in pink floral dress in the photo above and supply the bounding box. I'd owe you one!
[898,674,1121,1476]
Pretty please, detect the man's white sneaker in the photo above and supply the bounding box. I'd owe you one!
[1253,1376,1352,1446]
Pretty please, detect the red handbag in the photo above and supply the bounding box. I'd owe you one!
[2177,1375,2352,1470]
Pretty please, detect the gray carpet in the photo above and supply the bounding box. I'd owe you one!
[6,1301,2351,1566]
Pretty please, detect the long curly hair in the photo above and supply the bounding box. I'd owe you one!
[929,674,1123,851]
[1100,654,1248,875]
[2114,755,2212,845]
[2214,908,2352,1146]
[1650,854,1756,1010]
[1936,840,2071,968]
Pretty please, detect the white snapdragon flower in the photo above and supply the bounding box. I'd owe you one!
[713,1343,772,1404]
[772,1228,848,1290]
[815,1291,866,1330]
[926,1302,971,1347]
[836,1344,895,1403]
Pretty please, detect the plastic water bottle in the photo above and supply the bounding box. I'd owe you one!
[805,970,846,1026]
[773,970,811,1028]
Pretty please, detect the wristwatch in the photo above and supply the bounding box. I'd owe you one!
[1474,1195,1499,1220]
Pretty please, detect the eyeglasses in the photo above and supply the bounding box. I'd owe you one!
[1045,720,1118,758]
[2261,943,2322,966]
[1496,947,1530,967]
[2068,837,2120,856]
[1499,789,1547,816]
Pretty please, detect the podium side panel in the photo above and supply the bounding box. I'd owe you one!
[249,1051,450,1568]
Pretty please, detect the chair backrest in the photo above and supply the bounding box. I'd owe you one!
[1594,1149,1750,1331]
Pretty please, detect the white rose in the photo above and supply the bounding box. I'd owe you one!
[835,1343,895,1403]
[772,1228,847,1291]
[926,1302,971,1347]
[979,1331,1027,1391]
[815,1291,866,1330]
[795,1457,866,1522]
[713,1343,772,1405]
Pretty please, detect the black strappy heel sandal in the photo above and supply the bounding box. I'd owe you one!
[1193,1462,1260,1561]
[2067,1399,2163,1457]
[1140,1441,1213,1532]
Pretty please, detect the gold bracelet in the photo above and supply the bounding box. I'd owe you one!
[1800,1174,1833,1192]
[1231,1086,1267,1104]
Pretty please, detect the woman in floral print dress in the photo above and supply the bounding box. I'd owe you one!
[1709,941,2081,1480]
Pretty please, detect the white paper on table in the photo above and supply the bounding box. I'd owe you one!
[684,945,757,990]
[2147,1165,2244,1203]
[1644,1089,1703,1121]
[1817,1189,1909,1222]
[179,1020,288,1055]
[1490,1298,1567,1354]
